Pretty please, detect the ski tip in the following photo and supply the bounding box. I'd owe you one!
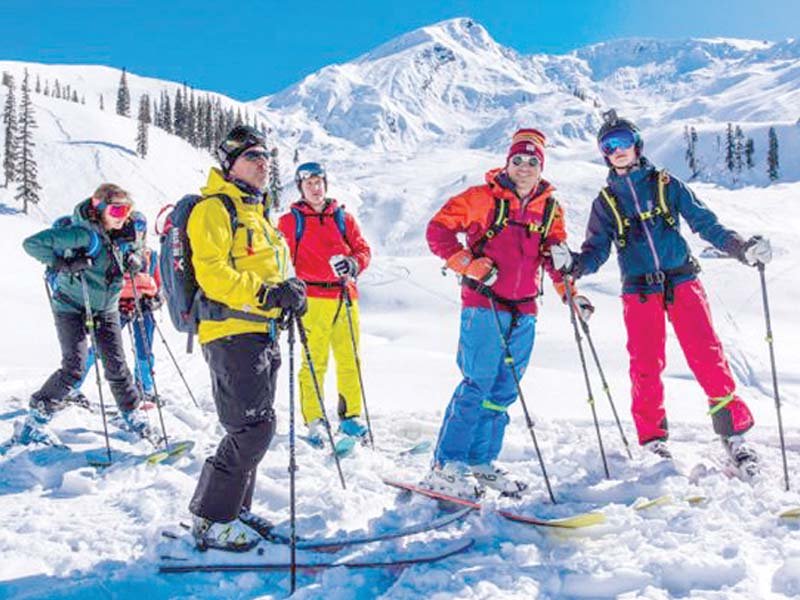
[548,511,606,529]
[334,437,356,457]
[779,507,800,519]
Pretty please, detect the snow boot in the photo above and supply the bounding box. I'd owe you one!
[722,434,759,479]
[191,515,261,552]
[644,439,673,460]
[422,461,483,500]
[471,463,528,498]
[60,390,92,411]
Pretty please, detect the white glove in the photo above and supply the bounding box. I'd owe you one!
[573,294,595,322]
[742,236,772,266]
[329,254,359,278]
[551,243,574,273]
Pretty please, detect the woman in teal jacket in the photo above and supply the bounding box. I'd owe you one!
[18,183,157,447]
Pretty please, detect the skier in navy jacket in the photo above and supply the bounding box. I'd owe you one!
[552,110,772,476]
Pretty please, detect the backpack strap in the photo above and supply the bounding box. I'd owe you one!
[290,203,350,265]
[600,187,631,249]
[656,169,676,228]
[471,197,509,256]
[536,196,558,253]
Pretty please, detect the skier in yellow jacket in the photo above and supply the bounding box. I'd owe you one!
[186,125,306,551]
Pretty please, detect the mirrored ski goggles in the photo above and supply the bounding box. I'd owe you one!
[241,149,271,162]
[599,129,640,156]
[509,154,541,168]
[106,203,132,219]
[296,162,326,181]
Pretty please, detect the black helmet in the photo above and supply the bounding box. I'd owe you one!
[294,162,327,193]
[597,109,643,153]
[216,125,267,174]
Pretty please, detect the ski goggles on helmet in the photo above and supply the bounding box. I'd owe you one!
[295,162,326,182]
[106,202,132,219]
[241,149,271,162]
[509,154,541,168]
[598,128,640,156]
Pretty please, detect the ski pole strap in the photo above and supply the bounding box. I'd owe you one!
[481,399,509,413]
[708,392,735,416]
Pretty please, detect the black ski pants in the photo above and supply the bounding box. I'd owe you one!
[190,332,280,523]
[31,310,138,413]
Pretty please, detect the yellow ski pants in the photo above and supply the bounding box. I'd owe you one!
[298,296,362,424]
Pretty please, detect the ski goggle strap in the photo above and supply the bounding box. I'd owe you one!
[295,162,326,182]
[598,129,640,156]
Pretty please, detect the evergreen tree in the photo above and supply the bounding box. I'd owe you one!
[173,88,185,139]
[71,90,78,103]
[54,80,61,98]
[293,148,299,164]
[268,147,282,210]
[3,75,17,187]
[767,127,780,181]
[187,89,197,146]
[116,67,131,116]
[734,125,744,174]
[745,137,755,169]
[162,92,173,133]
[725,123,735,172]
[1,72,11,87]
[43,81,49,97]
[15,70,42,213]
[35,75,41,94]
[99,94,104,111]
[135,93,150,157]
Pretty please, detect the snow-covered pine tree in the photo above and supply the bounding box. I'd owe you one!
[767,127,779,182]
[35,75,41,94]
[71,90,78,103]
[135,93,150,158]
[3,75,17,187]
[187,89,197,147]
[15,70,42,214]
[268,147,282,210]
[116,68,130,117]
[293,148,299,164]
[99,94,104,111]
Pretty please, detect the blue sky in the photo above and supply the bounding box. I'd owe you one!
[2,1,797,100]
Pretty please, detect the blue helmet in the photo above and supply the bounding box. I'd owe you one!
[294,162,327,192]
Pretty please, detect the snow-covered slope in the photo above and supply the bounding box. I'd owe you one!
[1,18,800,600]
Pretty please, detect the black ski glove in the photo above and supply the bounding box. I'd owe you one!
[53,255,93,274]
[140,294,163,313]
[257,278,308,316]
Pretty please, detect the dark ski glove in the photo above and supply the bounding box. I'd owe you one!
[258,278,308,316]
[125,253,144,275]
[53,255,93,274]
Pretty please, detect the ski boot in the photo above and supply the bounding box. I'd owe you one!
[422,461,483,500]
[115,407,163,445]
[471,463,528,498]
[644,439,673,460]
[13,408,64,447]
[305,418,327,448]
[59,390,92,411]
[238,508,275,539]
[339,417,368,442]
[191,515,261,552]
[722,435,759,479]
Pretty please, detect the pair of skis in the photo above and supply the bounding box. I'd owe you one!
[160,478,607,574]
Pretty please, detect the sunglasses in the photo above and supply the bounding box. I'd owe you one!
[599,129,639,156]
[510,154,541,168]
[106,203,132,219]
[241,149,271,162]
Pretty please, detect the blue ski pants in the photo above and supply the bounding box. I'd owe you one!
[434,307,536,466]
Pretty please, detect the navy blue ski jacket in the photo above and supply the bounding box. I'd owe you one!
[574,158,745,294]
